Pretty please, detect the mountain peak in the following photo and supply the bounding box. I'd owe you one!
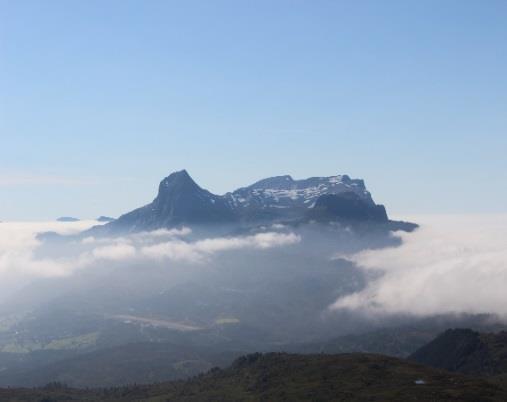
[157,170,201,198]
[171,169,190,178]
[88,171,401,234]
[160,169,194,185]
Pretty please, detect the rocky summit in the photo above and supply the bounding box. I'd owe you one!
[90,170,403,234]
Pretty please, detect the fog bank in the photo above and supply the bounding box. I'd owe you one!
[332,215,507,317]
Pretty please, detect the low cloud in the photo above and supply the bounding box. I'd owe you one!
[92,243,137,261]
[0,221,301,292]
[142,232,301,262]
[331,215,507,317]
[81,227,192,245]
[4,215,506,321]
[0,221,98,277]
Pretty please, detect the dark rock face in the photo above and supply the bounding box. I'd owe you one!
[150,170,235,224]
[91,170,405,234]
[106,170,236,233]
[309,193,388,223]
[226,174,374,215]
[409,329,507,376]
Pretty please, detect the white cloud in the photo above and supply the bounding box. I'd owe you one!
[331,215,507,317]
[135,227,192,238]
[91,243,137,261]
[141,232,301,262]
[0,222,301,289]
[141,240,201,262]
[0,221,99,274]
[80,227,191,246]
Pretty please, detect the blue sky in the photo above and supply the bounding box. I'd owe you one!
[1,0,506,220]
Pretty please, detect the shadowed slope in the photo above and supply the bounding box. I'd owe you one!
[410,328,507,376]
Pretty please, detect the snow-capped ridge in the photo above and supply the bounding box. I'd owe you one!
[88,170,390,235]
[226,173,374,212]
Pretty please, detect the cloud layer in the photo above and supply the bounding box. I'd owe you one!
[331,215,507,317]
[142,232,300,262]
[0,221,301,288]
[0,221,97,278]
[4,215,506,319]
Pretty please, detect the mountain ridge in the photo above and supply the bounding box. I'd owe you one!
[86,170,412,235]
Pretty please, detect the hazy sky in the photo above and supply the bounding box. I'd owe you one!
[1,0,506,220]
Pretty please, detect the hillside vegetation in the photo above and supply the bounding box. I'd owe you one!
[2,352,507,401]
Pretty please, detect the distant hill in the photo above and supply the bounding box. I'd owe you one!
[0,341,238,388]
[1,352,507,401]
[293,327,439,358]
[288,315,507,359]
[97,216,116,222]
[56,217,80,222]
[410,328,507,376]
[3,315,503,389]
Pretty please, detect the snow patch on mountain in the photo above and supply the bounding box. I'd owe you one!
[226,174,374,210]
